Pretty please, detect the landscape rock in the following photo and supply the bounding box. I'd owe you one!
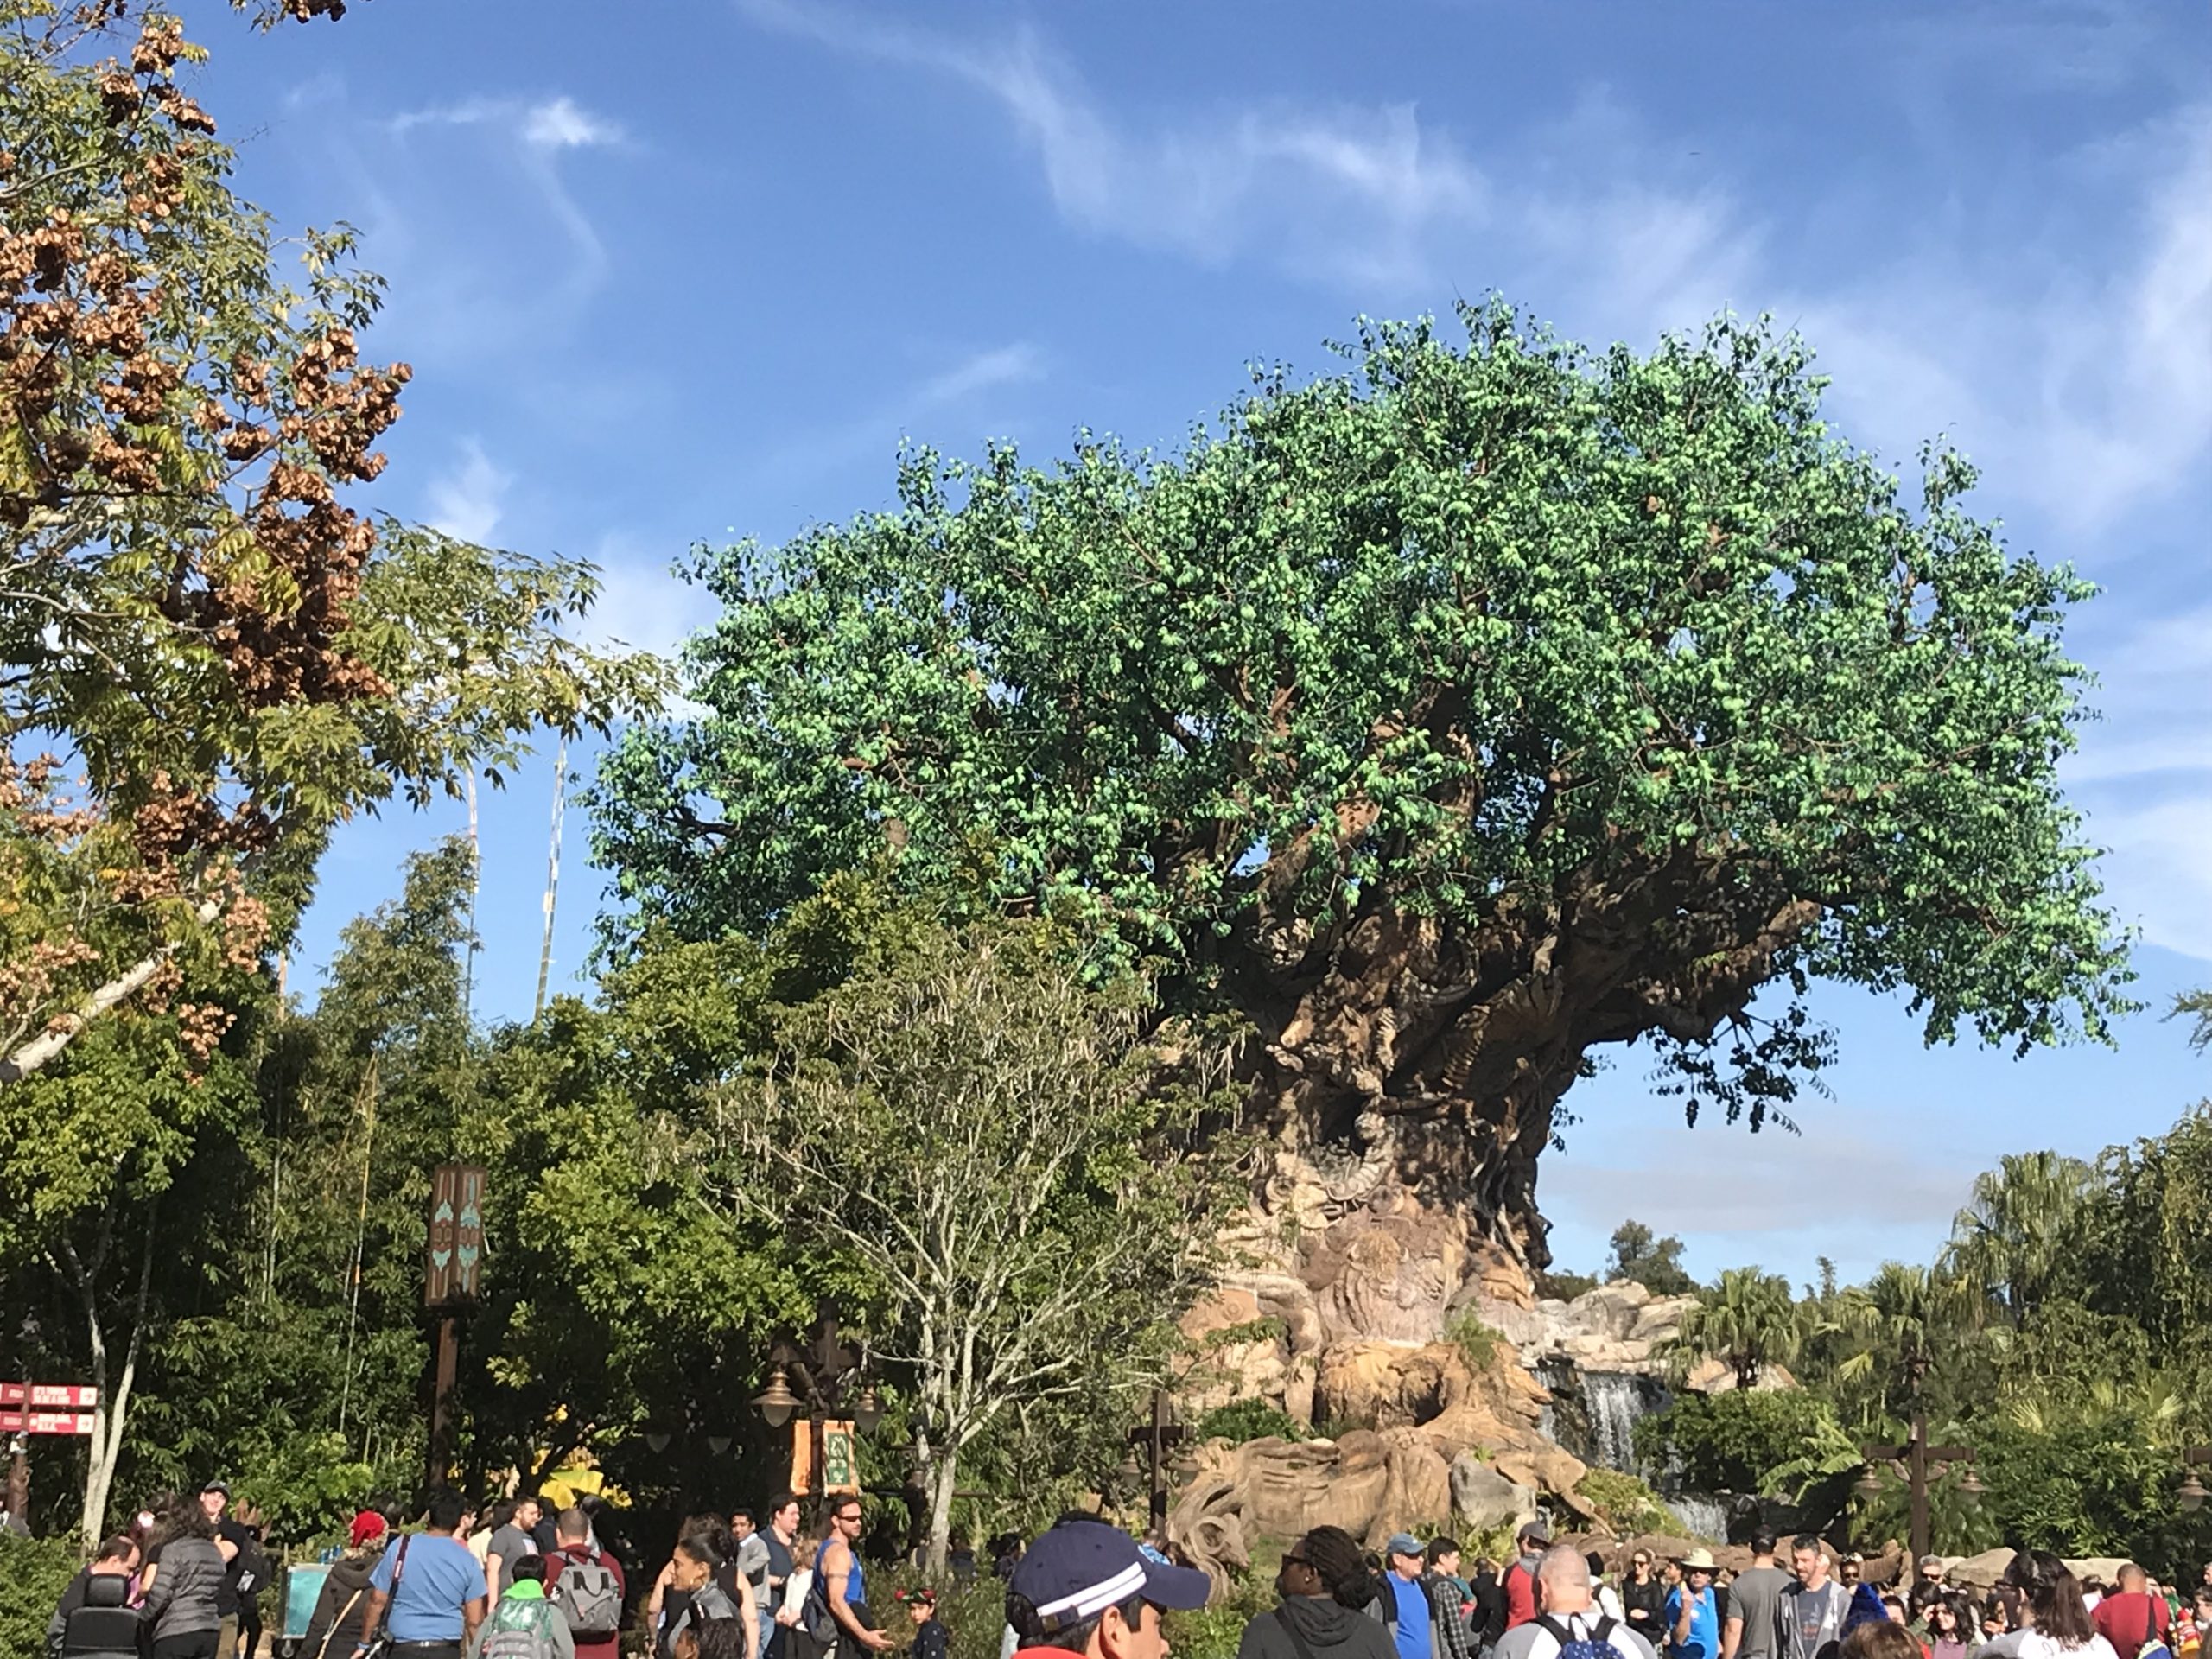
[1451,1453,1538,1532]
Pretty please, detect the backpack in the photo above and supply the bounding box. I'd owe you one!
[62,1574,140,1659]
[550,1558,622,1640]
[234,1534,272,1603]
[480,1601,563,1659]
[1537,1612,1630,1659]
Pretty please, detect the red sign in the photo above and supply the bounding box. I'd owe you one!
[0,1408,95,1434]
[0,1383,96,1408]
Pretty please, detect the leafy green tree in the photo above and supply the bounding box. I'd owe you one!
[706,904,1246,1573]
[1976,1380,2212,1567]
[593,304,2128,1268]
[1826,1262,1984,1431]
[0,2,669,1082]
[1605,1220,1696,1296]
[1632,1388,1856,1497]
[2073,1103,2212,1357]
[1940,1148,2094,1324]
[1673,1266,1799,1389]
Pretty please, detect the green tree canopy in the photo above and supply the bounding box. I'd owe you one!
[594,302,2128,1260]
[1605,1219,1696,1296]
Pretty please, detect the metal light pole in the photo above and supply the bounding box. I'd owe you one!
[750,1303,881,1509]
[1859,1412,1979,1564]
[1123,1389,1186,1530]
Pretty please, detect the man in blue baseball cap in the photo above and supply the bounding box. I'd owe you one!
[1007,1516,1212,1659]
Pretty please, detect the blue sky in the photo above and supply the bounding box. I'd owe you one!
[202,0,2210,1287]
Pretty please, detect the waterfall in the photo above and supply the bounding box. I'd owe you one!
[1581,1371,1663,1473]
[1670,1494,1728,1541]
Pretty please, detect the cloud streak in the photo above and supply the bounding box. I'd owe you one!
[425,437,511,544]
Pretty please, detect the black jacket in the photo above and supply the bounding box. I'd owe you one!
[302,1552,383,1659]
[1239,1597,1399,1659]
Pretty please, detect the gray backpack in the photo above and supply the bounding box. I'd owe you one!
[550,1560,622,1640]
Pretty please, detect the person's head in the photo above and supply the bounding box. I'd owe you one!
[199,1481,229,1522]
[1881,1596,1907,1624]
[1007,1516,1211,1659]
[1909,1584,1944,1621]
[350,1511,389,1553]
[1841,1620,1923,1659]
[1630,1549,1655,1582]
[2005,1550,2095,1648]
[769,1494,802,1538]
[426,1489,470,1537]
[166,1494,216,1541]
[898,1589,938,1625]
[93,1535,139,1574]
[1383,1534,1425,1581]
[512,1555,548,1587]
[1920,1555,1946,1586]
[1585,1551,1606,1584]
[1281,1526,1371,1611]
[556,1506,591,1547]
[1536,1544,1594,1616]
[1427,1540,1463,1580]
[1751,1529,1779,1564]
[1840,1554,1864,1587]
[685,1512,735,1562]
[1517,1523,1550,1560]
[1981,1599,2009,1637]
[514,1497,543,1532]
[693,1620,748,1659]
[1679,1552,1716,1594]
[672,1533,721,1592]
[2193,1588,2212,1625]
[731,1507,757,1541]
[2117,1566,2149,1595]
[823,1497,865,1546]
[1928,1595,1962,1636]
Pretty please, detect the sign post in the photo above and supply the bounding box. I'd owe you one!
[423,1165,485,1496]
[1,1383,99,1528]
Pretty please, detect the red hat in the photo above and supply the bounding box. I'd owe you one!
[350,1511,388,1548]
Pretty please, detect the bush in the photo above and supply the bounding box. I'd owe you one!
[0,1534,84,1659]
[1163,1567,1274,1659]
[877,1565,1016,1659]
[1633,1389,1851,1495]
[1535,1270,1600,1301]
[1574,1470,1683,1537]
[1445,1311,1504,1373]
[1196,1400,1308,1446]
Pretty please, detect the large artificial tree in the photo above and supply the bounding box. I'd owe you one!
[593,304,2128,1281]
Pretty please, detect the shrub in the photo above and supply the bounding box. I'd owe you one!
[1196,1400,1308,1446]
[1633,1389,1853,1495]
[1164,1565,1275,1659]
[1445,1311,1505,1373]
[1536,1270,1600,1301]
[0,1534,85,1659]
[1574,1469,1683,1537]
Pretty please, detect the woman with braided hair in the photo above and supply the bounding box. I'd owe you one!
[1237,1528,1395,1659]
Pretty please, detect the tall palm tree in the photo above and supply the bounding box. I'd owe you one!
[1942,1150,2095,1324]
[1833,1261,1983,1422]
[1674,1267,1800,1389]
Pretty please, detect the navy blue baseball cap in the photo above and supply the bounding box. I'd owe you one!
[1010,1519,1211,1632]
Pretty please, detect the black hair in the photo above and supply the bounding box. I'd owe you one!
[677,1530,724,1568]
[512,1555,548,1585]
[1791,1535,1824,1558]
[768,1492,802,1516]
[2005,1551,2094,1649]
[486,1500,518,1533]
[694,1620,749,1659]
[426,1489,469,1534]
[1751,1529,1780,1556]
[1302,1526,1376,1610]
[731,1507,757,1529]
[1586,1551,1606,1578]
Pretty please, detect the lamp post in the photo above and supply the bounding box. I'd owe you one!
[1859,1412,1978,1565]
[750,1302,881,1509]
[1124,1389,1186,1531]
[2177,1446,2212,1511]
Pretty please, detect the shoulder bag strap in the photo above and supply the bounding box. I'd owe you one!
[316,1589,366,1659]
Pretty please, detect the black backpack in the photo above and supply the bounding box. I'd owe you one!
[63,1574,139,1659]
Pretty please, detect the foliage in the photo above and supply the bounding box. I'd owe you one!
[709,902,1249,1572]
[0,1535,84,1659]
[1635,1388,1855,1496]
[1974,1381,2212,1568]
[594,302,2128,1166]
[1445,1310,1505,1374]
[0,2,670,1084]
[2071,1103,2212,1353]
[1671,1268,1799,1389]
[1163,1566,1276,1659]
[1535,1269,1599,1301]
[874,1566,1020,1659]
[1197,1399,1309,1446]
[1940,1149,2094,1323]
[1574,1469,1685,1538]
[1607,1223,1696,1297]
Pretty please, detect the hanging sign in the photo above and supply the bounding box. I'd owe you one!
[424,1164,487,1307]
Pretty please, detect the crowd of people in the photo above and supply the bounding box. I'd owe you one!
[43,1484,2212,1659]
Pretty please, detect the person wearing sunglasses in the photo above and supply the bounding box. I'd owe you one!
[1235,1527,1394,1659]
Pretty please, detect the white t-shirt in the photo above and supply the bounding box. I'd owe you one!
[1981,1633,2121,1659]
[1493,1609,1661,1659]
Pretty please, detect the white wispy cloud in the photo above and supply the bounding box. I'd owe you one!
[425,438,512,544]
[912,342,1046,406]
[522,95,623,151]
[389,93,625,149]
